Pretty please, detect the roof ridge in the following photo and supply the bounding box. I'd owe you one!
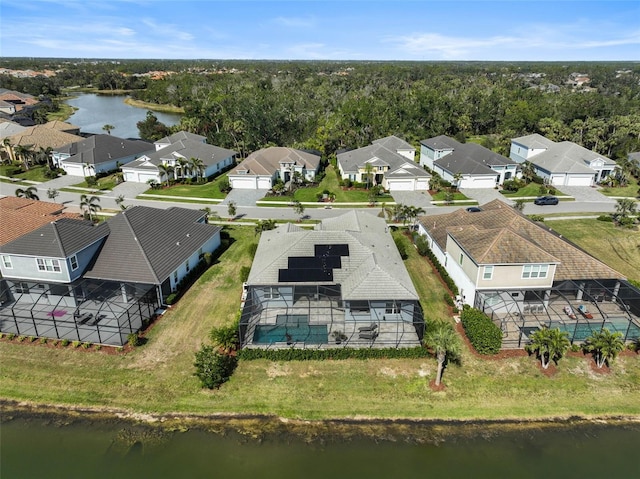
[49,220,66,256]
[121,208,161,284]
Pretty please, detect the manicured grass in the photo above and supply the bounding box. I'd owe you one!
[501,183,568,198]
[599,177,640,198]
[1,224,639,420]
[430,190,471,201]
[260,166,388,203]
[141,175,229,199]
[0,164,51,182]
[545,218,640,281]
[124,97,185,114]
[72,174,119,191]
[46,102,76,122]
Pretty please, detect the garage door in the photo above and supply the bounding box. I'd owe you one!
[230,176,257,189]
[566,176,593,186]
[124,171,135,182]
[63,163,85,177]
[460,176,495,189]
[257,177,272,189]
[137,173,158,183]
[415,179,430,190]
[388,179,414,191]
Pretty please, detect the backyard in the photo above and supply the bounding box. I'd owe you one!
[0,225,639,420]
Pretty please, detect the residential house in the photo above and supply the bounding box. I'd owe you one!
[420,136,518,188]
[52,134,153,177]
[337,136,430,191]
[240,210,424,349]
[510,133,616,186]
[0,90,39,113]
[417,200,639,347]
[121,131,237,183]
[7,123,82,151]
[229,147,321,190]
[0,120,27,140]
[0,206,221,346]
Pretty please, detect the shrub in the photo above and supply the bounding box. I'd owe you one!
[61,339,70,347]
[72,340,81,348]
[412,235,458,295]
[238,346,429,361]
[239,265,251,282]
[17,335,26,342]
[127,333,141,347]
[39,337,47,345]
[531,175,544,184]
[7,333,16,340]
[528,214,544,222]
[193,345,238,389]
[0,333,5,339]
[460,308,502,354]
[81,342,91,349]
[203,252,213,266]
[210,321,240,353]
[570,343,581,352]
[94,344,102,351]
[597,215,614,222]
[248,242,258,259]
[443,293,455,307]
[166,293,178,305]
[28,336,36,343]
[415,235,430,256]
[394,235,408,260]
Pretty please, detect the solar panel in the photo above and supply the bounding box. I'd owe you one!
[279,244,349,283]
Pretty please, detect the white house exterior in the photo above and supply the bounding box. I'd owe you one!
[420,136,518,188]
[510,134,617,186]
[228,147,321,190]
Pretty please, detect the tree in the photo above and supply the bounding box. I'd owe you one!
[80,194,101,222]
[519,161,536,183]
[423,321,461,386]
[363,162,374,189]
[525,326,570,370]
[102,124,115,135]
[137,110,170,141]
[193,344,238,389]
[15,186,39,200]
[452,172,463,192]
[292,200,305,220]
[115,194,127,210]
[2,138,15,164]
[613,198,637,227]
[583,329,625,369]
[227,201,237,219]
[513,199,526,212]
[254,218,276,235]
[157,163,174,186]
[176,157,189,180]
[47,188,59,202]
[209,321,240,354]
[14,144,34,170]
[189,157,205,182]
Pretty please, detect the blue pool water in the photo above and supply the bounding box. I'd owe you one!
[550,318,640,341]
[253,315,328,344]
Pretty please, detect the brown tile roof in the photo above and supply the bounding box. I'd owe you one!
[41,120,80,133]
[418,199,623,281]
[0,197,82,245]
[7,125,82,150]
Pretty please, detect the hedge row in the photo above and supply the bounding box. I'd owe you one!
[238,346,429,361]
[460,308,502,354]
[413,234,459,296]
[166,253,213,305]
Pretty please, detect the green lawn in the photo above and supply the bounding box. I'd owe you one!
[1,224,638,420]
[141,175,229,199]
[599,177,640,198]
[0,164,51,182]
[430,190,472,202]
[545,218,640,281]
[501,183,568,198]
[73,173,120,191]
[260,166,389,203]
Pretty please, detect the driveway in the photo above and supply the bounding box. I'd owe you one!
[558,185,615,203]
[222,188,270,206]
[390,190,433,209]
[111,181,150,198]
[459,188,514,206]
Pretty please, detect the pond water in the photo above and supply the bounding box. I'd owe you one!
[64,93,181,139]
[2,416,639,479]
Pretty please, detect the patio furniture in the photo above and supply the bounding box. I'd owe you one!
[577,305,594,319]
[76,312,93,324]
[87,314,106,326]
[564,306,576,320]
[358,323,378,332]
[359,331,378,341]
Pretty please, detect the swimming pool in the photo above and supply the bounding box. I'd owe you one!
[550,318,640,341]
[253,315,328,344]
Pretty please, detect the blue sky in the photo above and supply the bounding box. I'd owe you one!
[1,1,638,61]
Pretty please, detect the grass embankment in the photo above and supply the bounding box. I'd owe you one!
[545,219,640,282]
[0,165,50,182]
[1,226,639,420]
[46,102,77,122]
[124,97,184,114]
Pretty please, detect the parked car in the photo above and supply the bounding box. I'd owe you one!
[466,206,482,212]
[534,195,559,205]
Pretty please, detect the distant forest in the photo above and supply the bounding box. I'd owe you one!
[2,58,639,159]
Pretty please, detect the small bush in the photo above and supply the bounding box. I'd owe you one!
[460,308,502,354]
[127,333,141,347]
[194,345,238,389]
[528,214,544,222]
[61,339,70,347]
[39,337,47,345]
[394,235,408,260]
[28,336,36,343]
[166,293,178,305]
[0,333,5,339]
[239,265,251,282]
[94,344,102,351]
[443,293,455,307]
[81,342,91,349]
[412,235,458,295]
[248,242,258,259]
[203,252,213,266]
[570,343,581,352]
[72,340,81,348]
[17,335,26,342]
[597,215,614,222]
[7,333,16,340]
[238,346,429,361]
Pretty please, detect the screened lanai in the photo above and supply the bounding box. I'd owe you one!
[239,284,425,349]
[474,279,640,348]
[0,278,160,346]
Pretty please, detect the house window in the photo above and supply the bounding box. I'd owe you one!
[2,255,12,269]
[15,282,30,294]
[263,287,280,300]
[350,301,370,314]
[173,270,178,284]
[185,259,190,272]
[522,264,548,279]
[70,255,78,271]
[459,253,464,265]
[198,248,203,259]
[385,301,400,314]
[36,258,61,273]
[483,266,494,280]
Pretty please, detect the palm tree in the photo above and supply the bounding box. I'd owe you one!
[583,329,625,369]
[525,326,570,370]
[80,194,101,222]
[452,172,463,192]
[292,200,305,221]
[363,162,374,189]
[14,144,34,171]
[36,146,54,169]
[424,321,461,386]
[115,194,127,210]
[2,138,15,164]
[176,158,189,181]
[520,161,536,183]
[102,124,115,135]
[157,163,174,186]
[47,188,59,202]
[613,198,637,226]
[15,186,39,200]
[189,157,205,182]
[227,201,237,219]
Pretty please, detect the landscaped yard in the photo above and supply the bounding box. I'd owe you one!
[545,218,640,282]
[1,224,639,420]
[430,190,473,202]
[259,165,391,204]
[72,173,120,191]
[501,183,568,199]
[599,177,639,198]
[140,174,229,199]
[0,164,52,183]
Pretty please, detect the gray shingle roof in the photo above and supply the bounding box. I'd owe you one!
[233,147,321,176]
[84,206,220,284]
[0,218,109,258]
[511,133,555,150]
[337,143,429,179]
[525,141,616,174]
[124,139,237,170]
[372,135,415,152]
[431,139,516,175]
[249,211,418,301]
[55,134,153,165]
[156,131,206,145]
[420,135,461,150]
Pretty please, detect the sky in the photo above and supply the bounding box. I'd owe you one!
[1,0,638,61]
